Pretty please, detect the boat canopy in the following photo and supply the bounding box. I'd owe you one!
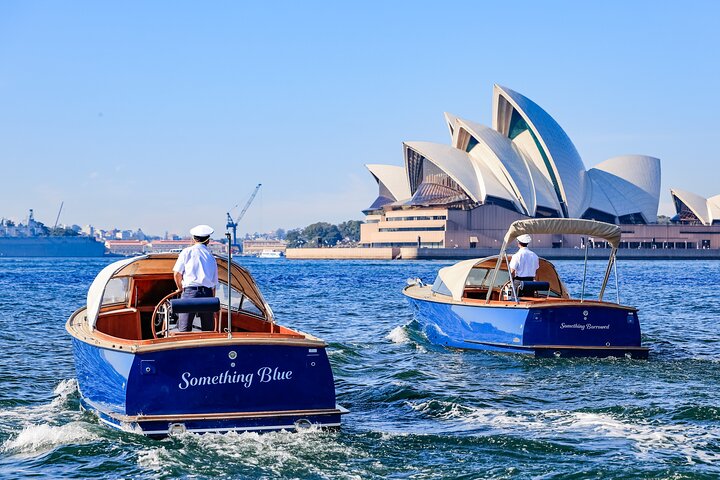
[504,218,622,249]
[86,254,272,330]
[434,255,567,301]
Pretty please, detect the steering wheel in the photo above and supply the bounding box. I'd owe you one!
[151,290,182,339]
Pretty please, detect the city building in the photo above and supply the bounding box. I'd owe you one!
[242,238,288,256]
[147,239,193,253]
[105,240,148,256]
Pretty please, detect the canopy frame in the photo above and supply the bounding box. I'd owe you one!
[485,218,621,304]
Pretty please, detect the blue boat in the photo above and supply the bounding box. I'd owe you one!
[403,219,649,359]
[67,253,347,436]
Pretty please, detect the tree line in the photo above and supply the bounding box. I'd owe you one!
[285,220,363,247]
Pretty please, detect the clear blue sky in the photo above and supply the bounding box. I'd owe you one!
[1,1,718,236]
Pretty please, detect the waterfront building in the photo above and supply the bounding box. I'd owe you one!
[105,240,149,256]
[242,238,288,256]
[361,84,720,250]
[148,239,193,253]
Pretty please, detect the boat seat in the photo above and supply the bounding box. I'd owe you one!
[517,281,550,297]
[170,297,220,313]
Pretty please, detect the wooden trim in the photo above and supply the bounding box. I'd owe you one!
[67,309,326,353]
[94,404,349,424]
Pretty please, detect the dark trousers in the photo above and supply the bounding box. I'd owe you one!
[177,286,215,332]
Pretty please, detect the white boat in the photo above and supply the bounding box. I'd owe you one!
[258,250,284,258]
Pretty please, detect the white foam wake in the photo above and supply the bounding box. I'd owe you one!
[409,399,720,464]
[386,326,409,344]
[2,422,98,454]
[0,379,78,424]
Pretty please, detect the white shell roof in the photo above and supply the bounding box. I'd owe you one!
[708,195,720,223]
[457,118,535,215]
[671,188,713,225]
[366,164,412,201]
[368,85,661,225]
[587,170,658,221]
[513,131,562,213]
[443,112,459,141]
[493,84,589,218]
[593,155,661,201]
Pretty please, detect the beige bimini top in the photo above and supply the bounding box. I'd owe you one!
[503,218,622,249]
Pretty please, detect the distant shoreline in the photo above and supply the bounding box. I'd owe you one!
[286,247,720,261]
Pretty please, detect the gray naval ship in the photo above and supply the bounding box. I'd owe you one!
[0,210,105,257]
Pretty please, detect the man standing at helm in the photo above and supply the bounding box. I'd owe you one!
[509,234,539,282]
[173,225,219,332]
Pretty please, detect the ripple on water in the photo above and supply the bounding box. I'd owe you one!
[0,258,719,478]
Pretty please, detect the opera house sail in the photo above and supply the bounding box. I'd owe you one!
[361,85,662,249]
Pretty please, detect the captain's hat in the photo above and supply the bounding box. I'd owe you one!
[190,224,214,237]
[517,234,532,244]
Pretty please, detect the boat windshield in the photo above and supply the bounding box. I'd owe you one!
[431,276,452,296]
[432,267,511,296]
[216,282,263,317]
[101,277,129,306]
[466,267,510,288]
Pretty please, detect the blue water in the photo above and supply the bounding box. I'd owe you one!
[1,257,719,479]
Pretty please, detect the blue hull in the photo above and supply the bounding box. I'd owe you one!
[407,297,647,359]
[72,338,344,436]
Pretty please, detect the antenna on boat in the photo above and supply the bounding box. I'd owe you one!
[226,232,233,340]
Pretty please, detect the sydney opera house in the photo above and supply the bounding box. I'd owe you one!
[670,189,720,226]
[361,85,720,250]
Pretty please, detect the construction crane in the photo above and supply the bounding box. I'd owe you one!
[226,183,262,250]
[53,201,64,230]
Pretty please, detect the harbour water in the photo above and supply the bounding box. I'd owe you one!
[0,257,719,478]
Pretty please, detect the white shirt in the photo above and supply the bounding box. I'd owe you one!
[509,247,539,278]
[172,243,218,288]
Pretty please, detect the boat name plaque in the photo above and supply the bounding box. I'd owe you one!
[560,323,611,331]
[178,366,293,390]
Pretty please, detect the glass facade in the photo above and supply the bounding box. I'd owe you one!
[582,208,617,224]
[618,212,647,225]
[407,158,472,208]
[379,227,445,232]
[466,136,479,153]
[672,196,702,224]
[386,215,447,221]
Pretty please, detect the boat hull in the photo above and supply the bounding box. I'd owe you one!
[406,296,647,359]
[71,338,344,436]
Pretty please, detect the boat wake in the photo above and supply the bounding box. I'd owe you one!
[407,399,720,464]
[386,326,409,344]
[2,422,98,455]
[1,379,98,456]
[386,324,427,353]
[138,429,365,477]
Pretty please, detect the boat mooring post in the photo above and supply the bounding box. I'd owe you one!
[226,232,233,339]
[580,237,589,303]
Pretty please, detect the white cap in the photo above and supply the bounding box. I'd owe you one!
[517,234,532,244]
[190,224,214,237]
